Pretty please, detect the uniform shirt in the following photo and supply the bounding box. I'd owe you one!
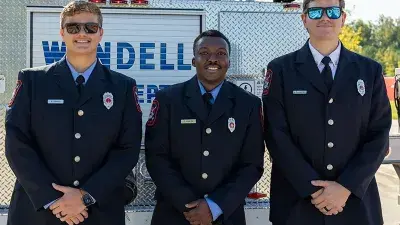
[309,41,341,78]
[44,57,97,209]
[67,57,97,85]
[197,79,224,104]
[197,79,224,221]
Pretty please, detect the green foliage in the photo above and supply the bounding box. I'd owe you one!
[339,25,362,52]
[391,101,398,120]
[341,15,400,76]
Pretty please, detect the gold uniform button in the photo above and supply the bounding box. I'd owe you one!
[78,110,84,116]
[202,173,208,179]
[327,164,334,170]
[75,133,81,139]
[203,151,210,156]
[206,128,212,134]
[74,156,81,163]
[73,180,80,186]
[328,119,334,125]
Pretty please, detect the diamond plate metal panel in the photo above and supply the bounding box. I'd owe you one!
[126,150,157,211]
[0,106,14,208]
[0,1,28,208]
[0,0,306,212]
[220,11,308,76]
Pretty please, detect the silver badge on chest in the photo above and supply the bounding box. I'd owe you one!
[357,79,365,96]
[228,117,236,133]
[103,92,114,109]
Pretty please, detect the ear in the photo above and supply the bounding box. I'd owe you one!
[301,13,307,27]
[99,28,104,41]
[341,11,347,27]
[192,57,196,67]
[99,27,104,37]
[227,59,231,69]
[60,28,65,40]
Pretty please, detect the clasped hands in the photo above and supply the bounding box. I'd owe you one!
[49,183,88,225]
[47,180,350,224]
[310,180,351,216]
[183,199,213,225]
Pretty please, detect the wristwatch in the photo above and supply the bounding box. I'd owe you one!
[80,190,95,207]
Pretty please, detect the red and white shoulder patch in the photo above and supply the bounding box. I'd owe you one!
[8,80,22,107]
[262,69,273,96]
[146,99,160,127]
[133,86,142,113]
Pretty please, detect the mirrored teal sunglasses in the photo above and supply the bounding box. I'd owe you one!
[306,6,342,20]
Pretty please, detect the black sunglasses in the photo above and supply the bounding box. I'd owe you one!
[63,22,101,34]
[306,6,343,20]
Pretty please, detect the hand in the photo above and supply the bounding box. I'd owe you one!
[183,199,213,225]
[49,183,86,222]
[56,208,88,225]
[311,188,339,215]
[311,180,350,216]
[311,188,324,199]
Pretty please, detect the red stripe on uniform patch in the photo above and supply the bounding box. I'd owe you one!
[133,86,142,113]
[262,69,273,96]
[8,80,22,107]
[146,99,159,127]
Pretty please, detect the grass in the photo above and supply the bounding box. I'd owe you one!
[390,101,398,120]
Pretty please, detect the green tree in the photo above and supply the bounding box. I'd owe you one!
[346,16,400,76]
[376,48,398,75]
[339,25,362,53]
[374,16,399,49]
[352,20,374,47]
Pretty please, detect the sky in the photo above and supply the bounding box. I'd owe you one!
[345,0,400,22]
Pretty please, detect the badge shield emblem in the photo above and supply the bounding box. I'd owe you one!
[357,79,365,96]
[228,117,236,133]
[103,92,114,109]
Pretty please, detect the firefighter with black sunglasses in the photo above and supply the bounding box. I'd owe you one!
[5,1,142,225]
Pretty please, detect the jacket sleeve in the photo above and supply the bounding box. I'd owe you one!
[82,78,142,206]
[145,91,198,213]
[5,70,63,211]
[262,61,322,198]
[207,98,265,220]
[337,64,391,199]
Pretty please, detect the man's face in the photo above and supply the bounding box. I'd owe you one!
[192,37,230,85]
[301,0,346,41]
[60,12,103,56]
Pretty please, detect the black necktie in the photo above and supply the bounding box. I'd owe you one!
[321,56,333,91]
[76,74,85,95]
[202,93,213,115]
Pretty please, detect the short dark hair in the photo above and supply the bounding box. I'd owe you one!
[193,30,231,55]
[303,0,345,13]
[61,1,103,28]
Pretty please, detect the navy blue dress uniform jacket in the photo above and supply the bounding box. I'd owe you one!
[145,76,265,225]
[5,57,142,225]
[262,42,391,225]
